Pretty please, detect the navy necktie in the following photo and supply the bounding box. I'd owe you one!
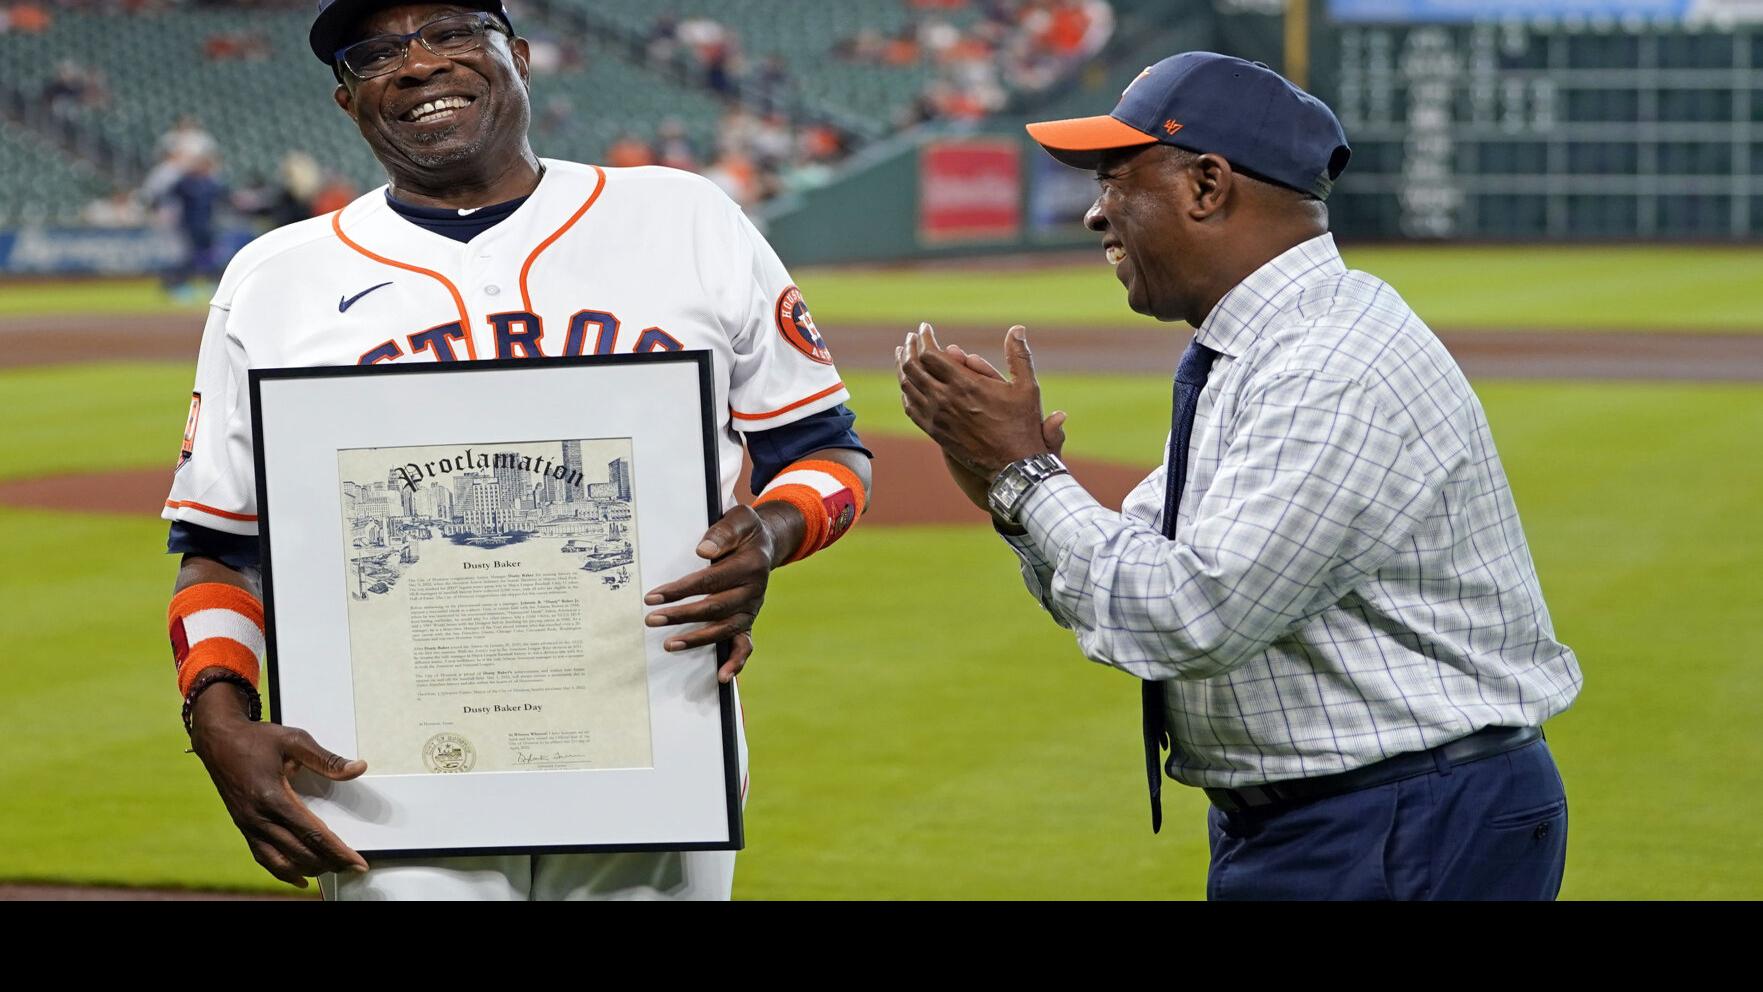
[1142,338,1219,832]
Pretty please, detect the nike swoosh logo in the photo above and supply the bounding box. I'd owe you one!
[339,282,394,313]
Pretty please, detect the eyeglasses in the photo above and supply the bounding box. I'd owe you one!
[335,11,508,80]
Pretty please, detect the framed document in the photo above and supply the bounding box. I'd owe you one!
[248,353,741,857]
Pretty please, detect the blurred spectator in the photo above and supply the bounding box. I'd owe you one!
[139,114,217,212]
[832,28,887,62]
[158,115,219,167]
[81,187,147,228]
[656,118,698,172]
[5,3,51,33]
[646,14,682,66]
[918,18,964,60]
[278,151,323,217]
[1036,0,1093,56]
[235,150,322,229]
[798,123,845,163]
[44,60,110,113]
[605,134,656,169]
[705,44,737,99]
[310,173,359,216]
[203,29,272,62]
[717,108,758,156]
[751,55,791,115]
[839,0,1114,120]
[883,25,920,66]
[750,112,795,171]
[524,36,566,74]
[676,17,729,62]
[702,150,758,208]
[162,155,229,300]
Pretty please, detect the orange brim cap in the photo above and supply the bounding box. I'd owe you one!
[1025,114,1160,169]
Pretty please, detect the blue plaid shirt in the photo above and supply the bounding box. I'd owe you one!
[1006,233,1582,789]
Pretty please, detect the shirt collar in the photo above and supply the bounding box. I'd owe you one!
[1194,232,1346,358]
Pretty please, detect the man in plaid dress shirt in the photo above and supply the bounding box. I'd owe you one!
[897,53,1582,900]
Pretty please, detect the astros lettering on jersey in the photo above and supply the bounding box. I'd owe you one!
[164,162,849,536]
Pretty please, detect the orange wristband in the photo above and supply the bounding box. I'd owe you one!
[168,583,264,697]
[754,458,868,562]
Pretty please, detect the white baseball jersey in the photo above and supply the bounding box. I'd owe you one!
[164,160,839,900]
[164,159,849,535]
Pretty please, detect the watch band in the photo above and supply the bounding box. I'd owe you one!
[987,453,1069,526]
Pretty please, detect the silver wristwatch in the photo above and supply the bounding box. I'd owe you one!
[987,453,1069,526]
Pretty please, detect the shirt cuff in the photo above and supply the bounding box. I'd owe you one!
[1000,525,1051,573]
[1019,472,1106,556]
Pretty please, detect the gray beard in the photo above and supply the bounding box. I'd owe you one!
[383,98,533,180]
[400,118,486,169]
[400,101,527,171]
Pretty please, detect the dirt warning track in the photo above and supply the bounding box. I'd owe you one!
[5,312,1761,381]
[3,309,1757,521]
[0,436,1155,526]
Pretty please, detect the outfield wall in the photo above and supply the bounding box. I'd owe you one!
[761,127,1104,266]
[0,226,254,276]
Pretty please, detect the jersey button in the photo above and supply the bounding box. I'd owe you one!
[484,285,501,296]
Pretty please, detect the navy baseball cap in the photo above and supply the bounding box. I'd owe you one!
[309,1,513,63]
[1026,52,1351,200]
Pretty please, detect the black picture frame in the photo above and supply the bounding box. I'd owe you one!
[248,351,743,857]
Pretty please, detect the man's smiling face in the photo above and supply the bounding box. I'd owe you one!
[332,3,531,176]
[1085,145,1201,323]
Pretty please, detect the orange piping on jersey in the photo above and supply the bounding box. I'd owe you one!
[730,382,846,422]
[520,165,607,312]
[330,210,478,360]
[165,499,259,522]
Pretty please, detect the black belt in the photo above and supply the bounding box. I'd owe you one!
[1203,725,1543,814]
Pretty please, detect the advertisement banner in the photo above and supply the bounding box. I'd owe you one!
[1029,149,1100,240]
[918,140,1022,244]
[0,226,253,276]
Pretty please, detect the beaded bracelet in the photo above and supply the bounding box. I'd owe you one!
[182,670,264,737]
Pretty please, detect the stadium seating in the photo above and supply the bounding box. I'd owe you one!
[538,0,987,138]
[0,1,1104,226]
[0,9,376,212]
[0,119,108,225]
[0,6,726,222]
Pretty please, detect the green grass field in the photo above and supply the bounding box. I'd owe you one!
[2,354,1759,898]
[5,243,1763,331]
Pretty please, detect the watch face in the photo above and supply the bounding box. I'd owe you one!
[990,456,1067,524]
[988,470,1025,517]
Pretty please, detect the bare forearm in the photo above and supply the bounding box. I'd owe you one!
[811,446,873,494]
[174,553,260,597]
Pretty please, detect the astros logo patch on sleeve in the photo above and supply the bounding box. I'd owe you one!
[176,392,201,471]
[775,285,833,365]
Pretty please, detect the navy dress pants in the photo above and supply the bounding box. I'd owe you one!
[1206,739,1568,900]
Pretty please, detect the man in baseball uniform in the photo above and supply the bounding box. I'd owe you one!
[161,0,872,900]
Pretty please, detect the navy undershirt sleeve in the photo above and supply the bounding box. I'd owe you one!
[167,520,261,570]
[746,404,870,495]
